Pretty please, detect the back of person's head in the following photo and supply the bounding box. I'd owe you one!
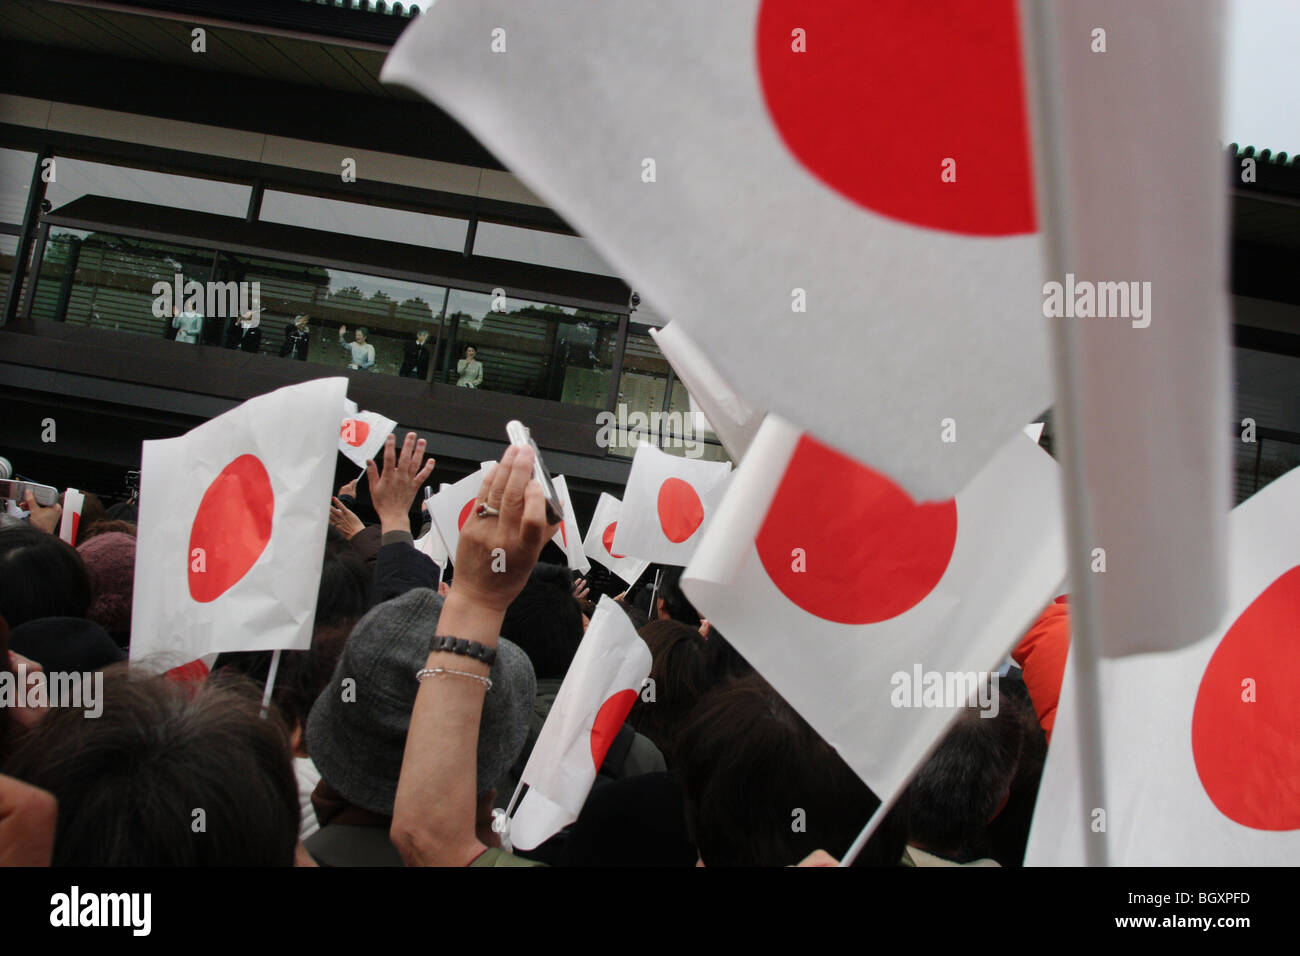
[678,674,908,866]
[67,491,107,532]
[317,528,371,625]
[0,524,92,627]
[703,628,753,684]
[4,667,299,865]
[907,699,1023,861]
[77,519,137,543]
[104,500,139,524]
[500,563,583,679]
[77,531,136,648]
[655,566,701,626]
[980,681,1046,866]
[628,620,710,765]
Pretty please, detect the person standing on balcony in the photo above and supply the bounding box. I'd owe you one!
[400,329,431,380]
[338,325,376,371]
[456,345,483,388]
[172,305,203,344]
[280,314,311,361]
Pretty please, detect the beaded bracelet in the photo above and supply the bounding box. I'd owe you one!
[416,667,492,691]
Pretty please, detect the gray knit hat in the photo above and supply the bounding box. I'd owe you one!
[307,587,536,816]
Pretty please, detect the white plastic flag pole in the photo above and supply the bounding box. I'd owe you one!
[1019,0,1107,867]
[259,648,283,720]
[648,568,663,618]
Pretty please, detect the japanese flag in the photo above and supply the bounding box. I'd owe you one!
[130,378,349,665]
[583,493,651,588]
[612,444,732,566]
[549,475,591,575]
[428,464,494,562]
[649,324,763,462]
[1026,466,1300,866]
[338,400,397,469]
[58,488,85,545]
[382,0,1048,499]
[505,596,652,850]
[681,415,1066,807]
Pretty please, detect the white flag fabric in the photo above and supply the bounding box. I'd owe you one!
[681,415,1066,806]
[338,401,398,469]
[1025,0,1230,653]
[506,596,652,850]
[428,464,494,562]
[1026,466,1300,865]
[381,0,1049,499]
[550,475,591,574]
[130,378,349,665]
[612,443,731,566]
[649,324,763,462]
[58,488,85,545]
[583,493,651,588]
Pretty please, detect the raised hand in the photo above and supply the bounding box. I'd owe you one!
[366,432,435,535]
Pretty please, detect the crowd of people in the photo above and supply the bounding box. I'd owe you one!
[0,434,1070,867]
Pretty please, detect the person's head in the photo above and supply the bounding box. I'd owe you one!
[500,563,584,679]
[355,327,368,343]
[677,675,909,866]
[906,701,1023,861]
[77,519,136,543]
[308,588,535,814]
[0,524,92,628]
[65,491,106,532]
[415,329,428,345]
[464,345,477,361]
[104,500,138,523]
[4,667,299,865]
[655,566,701,626]
[76,531,136,648]
[628,620,711,766]
[295,313,310,328]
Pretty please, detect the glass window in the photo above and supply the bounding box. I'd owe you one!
[0,149,37,225]
[473,221,619,276]
[0,233,19,308]
[1234,346,1300,503]
[259,190,468,253]
[44,159,250,218]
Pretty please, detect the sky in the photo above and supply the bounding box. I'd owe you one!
[1224,0,1300,154]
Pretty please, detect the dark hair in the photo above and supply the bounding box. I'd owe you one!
[356,326,369,338]
[677,675,908,866]
[980,679,1047,866]
[317,528,371,626]
[76,519,137,543]
[655,566,701,626]
[4,668,299,865]
[907,700,1023,860]
[628,620,710,766]
[68,491,107,532]
[500,563,583,679]
[104,501,139,523]
[703,628,753,684]
[615,599,650,632]
[0,524,92,627]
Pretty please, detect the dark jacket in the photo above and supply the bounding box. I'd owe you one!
[281,324,310,360]
[399,342,430,380]
[226,324,262,353]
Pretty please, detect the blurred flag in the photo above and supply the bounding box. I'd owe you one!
[682,415,1065,807]
[1026,466,1300,864]
[583,492,651,588]
[58,488,85,545]
[338,400,398,469]
[382,0,1049,499]
[130,378,349,664]
[505,596,652,850]
[612,444,731,566]
[649,323,763,462]
[428,464,494,561]
[550,475,591,574]
[1025,0,1230,653]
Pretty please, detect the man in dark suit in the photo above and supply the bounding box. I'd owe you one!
[399,329,432,380]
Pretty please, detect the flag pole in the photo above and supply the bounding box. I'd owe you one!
[259,648,283,720]
[648,568,663,618]
[1019,0,1108,867]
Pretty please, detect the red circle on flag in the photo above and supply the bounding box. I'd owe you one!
[560,522,567,547]
[340,419,370,447]
[603,522,625,559]
[590,688,639,770]
[458,498,475,531]
[657,478,705,543]
[1191,564,1300,831]
[755,0,1036,236]
[188,454,274,603]
[755,435,957,624]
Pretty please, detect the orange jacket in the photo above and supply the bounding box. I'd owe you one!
[1011,599,1070,743]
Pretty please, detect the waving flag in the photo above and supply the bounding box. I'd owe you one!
[1026,466,1300,865]
[682,415,1065,807]
[583,493,651,588]
[428,464,494,562]
[505,596,653,850]
[338,400,398,469]
[382,0,1048,499]
[550,475,591,574]
[58,488,85,546]
[130,378,349,665]
[612,444,731,566]
[649,323,763,462]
